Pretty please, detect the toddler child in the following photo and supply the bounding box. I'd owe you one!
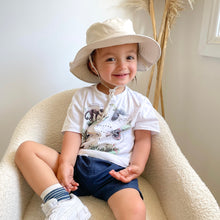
[15,17,161,220]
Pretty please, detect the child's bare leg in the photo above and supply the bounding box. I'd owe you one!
[15,141,91,219]
[108,188,146,220]
[15,141,60,196]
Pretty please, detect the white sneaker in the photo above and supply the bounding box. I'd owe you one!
[41,194,91,220]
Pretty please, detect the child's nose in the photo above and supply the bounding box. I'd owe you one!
[117,60,127,70]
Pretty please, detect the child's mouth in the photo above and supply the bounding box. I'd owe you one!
[113,73,129,78]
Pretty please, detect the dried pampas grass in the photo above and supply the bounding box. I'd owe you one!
[121,0,196,116]
[122,0,149,12]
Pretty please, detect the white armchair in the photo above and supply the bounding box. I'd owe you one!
[0,89,219,220]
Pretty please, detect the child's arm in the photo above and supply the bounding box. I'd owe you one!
[109,130,151,183]
[57,131,81,192]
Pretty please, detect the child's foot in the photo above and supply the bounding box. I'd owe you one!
[41,194,91,220]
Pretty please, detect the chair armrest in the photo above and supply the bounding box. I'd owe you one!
[142,113,220,220]
[0,89,75,219]
[0,148,33,219]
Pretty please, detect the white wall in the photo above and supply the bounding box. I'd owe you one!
[1,0,219,204]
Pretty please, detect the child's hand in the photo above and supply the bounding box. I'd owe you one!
[109,164,142,183]
[56,162,79,193]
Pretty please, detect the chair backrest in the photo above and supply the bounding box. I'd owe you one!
[6,89,77,155]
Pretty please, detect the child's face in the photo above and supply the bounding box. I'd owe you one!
[93,43,138,89]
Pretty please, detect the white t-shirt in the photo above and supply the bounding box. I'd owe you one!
[62,85,160,167]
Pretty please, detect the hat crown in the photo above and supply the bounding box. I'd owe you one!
[86,18,136,45]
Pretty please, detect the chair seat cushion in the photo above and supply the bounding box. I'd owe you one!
[23,176,166,220]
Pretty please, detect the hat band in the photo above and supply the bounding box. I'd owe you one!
[87,32,137,45]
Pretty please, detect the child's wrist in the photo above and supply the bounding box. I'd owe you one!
[129,162,144,173]
[58,157,74,167]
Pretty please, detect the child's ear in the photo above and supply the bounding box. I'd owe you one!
[88,60,98,76]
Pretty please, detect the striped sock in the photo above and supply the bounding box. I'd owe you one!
[40,183,71,203]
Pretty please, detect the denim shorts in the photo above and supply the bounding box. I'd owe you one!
[72,155,142,201]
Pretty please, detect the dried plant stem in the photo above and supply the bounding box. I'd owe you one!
[146,65,155,97]
[153,50,165,117]
[158,0,170,44]
[147,0,169,116]
[149,0,157,39]
[153,16,169,110]
[146,0,157,98]
[160,85,165,117]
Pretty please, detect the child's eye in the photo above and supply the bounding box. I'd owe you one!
[106,57,115,62]
[127,56,135,60]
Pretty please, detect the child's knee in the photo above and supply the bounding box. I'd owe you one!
[131,199,146,216]
[117,199,146,219]
[15,141,35,164]
[124,196,146,219]
[108,189,146,219]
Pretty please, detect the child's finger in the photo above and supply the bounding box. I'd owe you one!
[71,179,79,186]
[119,168,130,177]
[109,169,131,183]
[109,170,120,179]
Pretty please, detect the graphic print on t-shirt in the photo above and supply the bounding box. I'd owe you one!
[81,104,131,154]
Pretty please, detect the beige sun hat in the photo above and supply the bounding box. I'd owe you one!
[69,18,161,83]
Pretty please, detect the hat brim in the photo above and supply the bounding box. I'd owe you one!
[69,34,161,83]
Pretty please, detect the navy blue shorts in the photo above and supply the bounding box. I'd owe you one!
[72,156,142,201]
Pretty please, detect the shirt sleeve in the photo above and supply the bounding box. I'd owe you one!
[134,98,160,135]
[61,90,84,134]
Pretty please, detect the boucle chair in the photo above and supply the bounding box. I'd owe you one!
[0,89,219,220]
